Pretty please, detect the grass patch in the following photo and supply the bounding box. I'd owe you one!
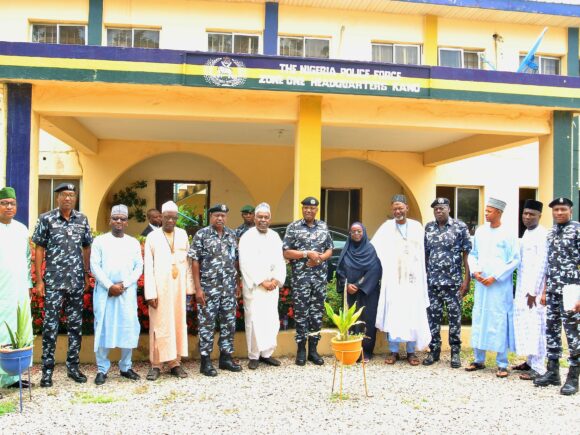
[330,392,351,402]
[223,408,239,414]
[0,401,17,416]
[198,393,213,402]
[161,390,181,405]
[460,349,519,366]
[133,384,149,395]
[401,397,425,410]
[559,359,570,368]
[72,392,121,404]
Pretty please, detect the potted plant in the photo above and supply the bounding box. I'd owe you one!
[0,299,34,376]
[325,300,365,366]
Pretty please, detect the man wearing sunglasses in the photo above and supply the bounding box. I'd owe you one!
[32,183,93,388]
[90,205,143,385]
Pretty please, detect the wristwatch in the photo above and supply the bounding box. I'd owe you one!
[302,251,308,258]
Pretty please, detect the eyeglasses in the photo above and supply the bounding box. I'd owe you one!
[111,217,128,222]
[59,193,77,199]
[350,230,363,235]
[0,201,16,207]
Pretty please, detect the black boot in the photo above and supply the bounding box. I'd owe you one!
[534,359,561,387]
[450,348,462,369]
[219,353,242,372]
[422,349,440,366]
[560,365,579,396]
[295,341,306,366]
[308,339,324,365]
[200,356,217,377]
[40,368,53,388]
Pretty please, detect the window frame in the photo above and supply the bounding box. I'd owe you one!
[371,42,421,65]
[438,47,483,69]
[206,31,261,55]
[435,185,481,235]
[278,35,330,59]
[30,23,88,45]
[106,27,161,49]
[518,53,561,75]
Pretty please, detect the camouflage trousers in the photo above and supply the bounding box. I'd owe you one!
[197,283,237,357]
[292,277,327,344]
[426,284,462,353]
[546,291,580,366]
[41,287,83,371]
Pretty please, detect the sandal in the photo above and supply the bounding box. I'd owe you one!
[407,353,420,366]
[496,368,509,378]
[512,361,531,371]
[465,362,486,372]
[385,353,399,365]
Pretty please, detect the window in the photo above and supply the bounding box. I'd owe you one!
[155,180,210,229]
[518,54,561,75]
[439,48,483,69]
[279,37,329,59]
[31,24,86,45]
[320,188,361,231]
[207,33,259,54]
[38,178,81,214]
[372,43,421,65]
[107,28,160,49]
[436,186,480,235]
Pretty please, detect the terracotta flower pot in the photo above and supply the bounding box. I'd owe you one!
[331,337,363,366]
[0,346,33,376]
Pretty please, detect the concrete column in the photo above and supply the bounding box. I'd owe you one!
[6,83,36,226]
[424,15,438,66]
[88,0,103,46]
[293,95,322,219]
[568,27,579,77]
[538,111,578,225]
[0,84,6,187]
[264,2,279,56]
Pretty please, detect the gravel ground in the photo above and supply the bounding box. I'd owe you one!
[0,352,578,434]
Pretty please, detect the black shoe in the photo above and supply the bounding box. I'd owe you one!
[219,353,242,372]
[534,359,561,387]
[259,356,281,366]
[120,369,140,381]
[308,340,324,366]
[295,342,307,366]
[248,359,259,370]
[170,365,188,378]
[450,351,461,369]
[67,367,87,384]
[200,356,218,377]
[560,365,579,396]
[94,372,107,385]
[146,367,161,381]
[422,352,440,366]
[40,369,53,388]
[7,379,33,389]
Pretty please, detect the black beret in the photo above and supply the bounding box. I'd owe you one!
[208,204,229,213]
[523,199,543,212]
[431,197,450,208]
[301,196,319,206]
[54,182,76,193]
[549,197,573,208]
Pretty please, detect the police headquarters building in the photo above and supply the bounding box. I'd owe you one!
[1,0,579,237]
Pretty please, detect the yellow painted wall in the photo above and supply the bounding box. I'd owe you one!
[38,131,83,177]
[0,0,89,42]
[0,85,5,187]
[436,142,539,235]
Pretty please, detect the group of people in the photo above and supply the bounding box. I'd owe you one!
[0,183,578,398]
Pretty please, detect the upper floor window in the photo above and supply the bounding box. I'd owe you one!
[279,36,329,59]
[31,23,86,45]
[372,43,420,65]
[439,48,483,69]
[519,54,561,75]
[207,33,259,54]
[107,28,160,49]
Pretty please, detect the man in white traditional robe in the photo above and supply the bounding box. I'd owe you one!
[0,187,33,392]
[371,194,431,366]
[144,201,194,380]
[90,205,143,385]
[513,199,548,381]
[467,197,520,378]
[239,203,286,370]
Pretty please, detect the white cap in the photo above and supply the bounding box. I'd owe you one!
[161,201,178,213]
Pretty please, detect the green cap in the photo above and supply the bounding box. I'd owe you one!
[0,187,16,200]
[240,205,254,213]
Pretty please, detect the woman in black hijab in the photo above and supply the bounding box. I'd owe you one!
[336,222,382,362]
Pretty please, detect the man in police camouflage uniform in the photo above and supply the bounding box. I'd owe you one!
[190,203,242,376]
[423,197,472,368]
[235,205,255,239]
[534,197,580,395]
[32,183,93,387]
[283,197,333,366]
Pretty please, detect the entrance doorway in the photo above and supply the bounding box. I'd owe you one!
[320,188,361,230]
[156,180,210,227]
